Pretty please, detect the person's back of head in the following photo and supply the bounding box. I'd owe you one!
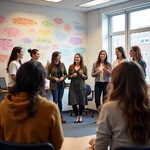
[10,61,46,116]
[109,61,150,145]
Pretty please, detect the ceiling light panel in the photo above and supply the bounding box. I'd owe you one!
[78,0,111,8]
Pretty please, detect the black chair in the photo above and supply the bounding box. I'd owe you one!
[70,84,95,117]
[0,140,54,150]
[83,84,95,117]
[0,77,8,90]
[115,146,150,150]
[0,77,8,102]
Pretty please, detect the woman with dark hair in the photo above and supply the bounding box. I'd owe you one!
[89,61,150,150]
[47,51,67,123]
[91,50,111,111]
[0,61,64,150]
[28,48,49,69]
[68,53,88,123]
[28,48,40,61]
[112,46,127,69]
[6,46,24,88]
[129,45,146,76]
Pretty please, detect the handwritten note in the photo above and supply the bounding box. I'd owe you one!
[36,39,51,44]
[21,38,33,44]
[53,18,64,27]
[1,28,21,37]
[38,29,52,36]
[64,24,72,33]
[0,54,9,62]
[60,48,70,56]
[74,25,84,32]
[29,28,36,32]
[52,44,59,50]
[36,45,51,50]
[42,20,53,27]
[12,17,37,26]
[0,16,6,24]
[74,47,86,54]
[70,37,82,45]
[55,32,67,40]
[0,39,14,50]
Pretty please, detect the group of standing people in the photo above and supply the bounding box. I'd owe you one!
[5,45,147,124]
[1,45,148,150]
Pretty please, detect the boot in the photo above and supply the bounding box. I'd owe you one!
[61,115,66,123]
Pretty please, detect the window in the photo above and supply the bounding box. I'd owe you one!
[130,9,150,30]
[109,8,150,82]
[139,36,150,44]
[111,35,125,61]
[111,14,125,32]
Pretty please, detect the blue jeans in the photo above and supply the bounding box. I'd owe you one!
[51,85,64,114]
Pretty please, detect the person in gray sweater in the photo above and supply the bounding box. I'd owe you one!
[89,61,150,150]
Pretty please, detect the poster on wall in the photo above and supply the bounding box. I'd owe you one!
[0,11,86,84]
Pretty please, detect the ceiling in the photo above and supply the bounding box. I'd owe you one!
[1,0,132,12]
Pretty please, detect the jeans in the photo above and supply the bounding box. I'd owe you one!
[51,84,64,114]
[95,82,108,110]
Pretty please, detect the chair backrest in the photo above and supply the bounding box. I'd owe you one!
[0,140,54,150]
[86,84,91,96]
[0,77,8,90]
[115,146,150,150]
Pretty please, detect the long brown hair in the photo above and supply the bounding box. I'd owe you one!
[6,46,22,73]
[71,53,85,72]
[131,45,143,61]
[96,50,109,68]
[51,51,62,70]
[109,61,150,144]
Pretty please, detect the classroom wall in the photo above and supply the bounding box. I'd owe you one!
[0,0,87,84]
[0,1,88,111]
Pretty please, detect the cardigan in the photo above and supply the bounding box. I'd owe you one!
[47,62,67,90]
[91,62,111,82]
[0,93,64,150]
[95,101,150,150]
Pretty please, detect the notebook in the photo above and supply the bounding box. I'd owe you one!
[0,77,8,90]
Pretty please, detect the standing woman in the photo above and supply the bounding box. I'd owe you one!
[68,53,88,123]
[47,51,67,123]
[129,45,147,76]
[6,46,24,88]
[28,49,40,62]
[112,46,127,69]
[28,48,49,69]
[91,50,111,111]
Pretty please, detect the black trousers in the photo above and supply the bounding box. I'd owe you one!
[95,82,108,110]
[72,105,84,116]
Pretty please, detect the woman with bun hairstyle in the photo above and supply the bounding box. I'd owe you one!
[28,48,49,69]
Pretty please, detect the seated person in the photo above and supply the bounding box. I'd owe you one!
[0,61,64,150]
[89,61,150,150]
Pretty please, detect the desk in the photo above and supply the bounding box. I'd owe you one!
[61,135,95,150]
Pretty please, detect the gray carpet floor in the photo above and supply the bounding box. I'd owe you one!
[62,111,99,138]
